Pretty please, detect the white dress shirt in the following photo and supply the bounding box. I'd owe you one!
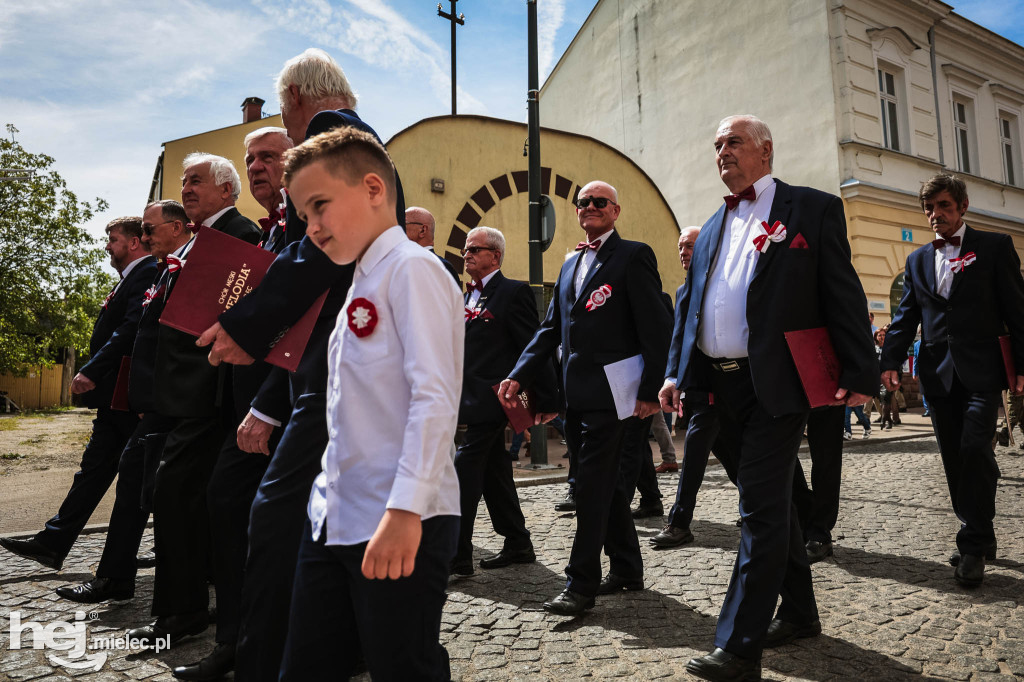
[110,253,152,297]
[697,174,777,359]
[308,225,464,546]
[934,222,967,299]
[466,269,498,310]
[574,228,615,296]
[200,205,233,228]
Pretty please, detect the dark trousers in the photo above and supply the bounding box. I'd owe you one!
[709,362,816,659]
[36,407,138,558]
[96,413,175,580]
[235,393,327,682]
[280,516,458,682]
[207,437,273,644]
[633,423,662,506]
[453,420,531,563]
[564,409,643,596]
[925,377,1001,555]
[667,394,733,530]
[793,405,845,543]
[151,415,226,616]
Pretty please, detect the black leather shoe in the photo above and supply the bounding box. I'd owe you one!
[954,554,985,587]
[631,503,664,519]
[554,494,576,512]
[763,618,822,648]
[685,648,761,682]
[449,558,474,576]
[805,540,833,564]
[172,642,235,681]
[543,589,595,616]
[56,577,134,603]
[597,574,644,594]
[479,547,536,569]
[0,537,63,570]
[650,525,694,548]
[136,547,157,568]
[997,427,1010,447]
[949,540,997,567]
[126,611,208,648]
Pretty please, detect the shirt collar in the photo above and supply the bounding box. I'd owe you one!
[751,173,774,199]
[120,253,151,279]
[358,225,405,277]
[201,206,233,228]
[171,235,195,259]
[478,269,499,289]
[586,228,615,251]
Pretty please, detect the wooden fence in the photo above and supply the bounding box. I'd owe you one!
[0,365,66,410]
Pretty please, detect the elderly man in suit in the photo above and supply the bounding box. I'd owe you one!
[662,115,876,682]
[450,226,556,576]
[881,173,1024,588]
[406,206,460,284]
[126,154,261,648]
[499,181,671,616]
[1,217,155,572]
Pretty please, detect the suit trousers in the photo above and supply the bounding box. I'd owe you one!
[709,363,817,659]
[235,393,328,682]
[564,409,643,596]
[453,420,532,563]
[632,427,662,506]
[667,396,732,530]
[151,415,226,616]
[793,405,845,544]
[36,407,138,558]
[95,413,175,580]
[279,516,458,682]
[925,377,1001,555]
[651,411,677,462]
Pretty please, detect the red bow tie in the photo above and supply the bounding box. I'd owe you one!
[258,216,274,232]
[723,186,756,210]
[166,255,184,273]
[186,222,199,233]
[575,240,600,251]
[932,235,961,249]
[466,280,482,294]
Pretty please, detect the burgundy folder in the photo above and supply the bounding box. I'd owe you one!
[999,335,1017,391]
[110,356,132,411]
[491,384,537,434]
[159,227,325,372]
[784,327,846,408]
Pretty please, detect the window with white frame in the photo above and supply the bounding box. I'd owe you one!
[999,112,1020,187]
[952,96,976,174]
[878,68,902,151]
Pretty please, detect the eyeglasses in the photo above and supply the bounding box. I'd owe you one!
[461,246,499,256]
[574,196,617,209]
[405,221,427,228]
[141,220,174,236]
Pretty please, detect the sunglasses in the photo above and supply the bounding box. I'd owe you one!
[575,196,617,209]
[141,220,174,236]
[461,246,498,256]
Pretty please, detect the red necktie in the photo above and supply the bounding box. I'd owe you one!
[932,235,962,249]
[723,186,756,210]
[575,240,600,251]
[466,281,482,294]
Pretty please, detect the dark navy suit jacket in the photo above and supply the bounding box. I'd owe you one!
[668,180,877,415]
[510,231,671,412]
[880,224,1024,396]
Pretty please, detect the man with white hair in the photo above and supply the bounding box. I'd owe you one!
[406,206,460,283]
[126,155,260,650]
[244,126,293,252]
[194,48,405,681]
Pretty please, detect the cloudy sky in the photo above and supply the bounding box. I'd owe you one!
[2,0,1022,272]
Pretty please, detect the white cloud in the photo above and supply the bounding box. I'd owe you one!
[537,0,567,78]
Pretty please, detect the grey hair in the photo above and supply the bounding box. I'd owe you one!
[276,48,358,110]
[679,225,701,238]
[467,226,506,266]
[718,115,774,168]
[182,152,242,201]
[244,126,293,150]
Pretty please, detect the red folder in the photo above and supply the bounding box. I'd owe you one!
[491,384,537,433]
[784,327,846,408]
[159,227,325,372]
[999,335,1017,391]
[110,356,132,411]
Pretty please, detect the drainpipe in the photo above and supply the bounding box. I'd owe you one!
[929,21,945,167]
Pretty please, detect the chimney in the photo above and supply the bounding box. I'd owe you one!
[242,97,265,124]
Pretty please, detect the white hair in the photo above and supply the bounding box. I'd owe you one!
[679,225,701,238]
[718,115,774,168]
[276,48,358,111]
[182,152,242,201]
[467,226,506,265]
[244,126,293,150]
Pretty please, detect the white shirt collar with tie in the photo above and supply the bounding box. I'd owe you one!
[574,228,615,297]
[467,269,498,309]
[933,222,967,299]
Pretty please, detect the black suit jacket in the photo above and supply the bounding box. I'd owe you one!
[669,180,877,415]
[129,265,169,414]
[881,224,1024,396]
[459,271,557,424]
[431,248,461,285]
[154,208,261,418]
[510,231,671,412]
[78,255,158,409]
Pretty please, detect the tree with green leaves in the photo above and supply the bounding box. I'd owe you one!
[0,123,115,376]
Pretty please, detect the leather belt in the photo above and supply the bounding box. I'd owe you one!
[709,356,749,372]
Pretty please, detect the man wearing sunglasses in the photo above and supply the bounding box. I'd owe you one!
[499,181,672,616]
[406,206,460,284]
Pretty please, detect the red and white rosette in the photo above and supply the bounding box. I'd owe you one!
[752,220,787,253]
[166,255,185,273]
[949,251,976,273]
[585,284,612,311]
[141,284,163,308]
[347,297,378,338]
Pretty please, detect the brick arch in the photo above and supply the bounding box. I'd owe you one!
[443,167,581,274]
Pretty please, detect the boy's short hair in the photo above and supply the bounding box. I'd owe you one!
[282,127,396,204]
[919,173,968,210]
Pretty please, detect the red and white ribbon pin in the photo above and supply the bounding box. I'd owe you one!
[752,220,787,253]
[585,284,612,311]
[949,252,976,273]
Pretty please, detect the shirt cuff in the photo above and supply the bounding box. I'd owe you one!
[387,475,432,518]
[249,407,282,428]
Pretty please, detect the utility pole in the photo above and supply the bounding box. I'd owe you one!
[437,1,465,115]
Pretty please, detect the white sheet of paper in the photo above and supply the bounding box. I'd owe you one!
[603,354,644,420]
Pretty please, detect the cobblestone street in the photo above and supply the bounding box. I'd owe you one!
[1,433,1022,681]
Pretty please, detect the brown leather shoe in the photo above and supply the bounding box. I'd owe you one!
[654,461,678,473]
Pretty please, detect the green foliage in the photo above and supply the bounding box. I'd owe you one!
[0,124,115,376]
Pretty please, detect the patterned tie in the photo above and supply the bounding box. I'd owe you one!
[723,186,756,210]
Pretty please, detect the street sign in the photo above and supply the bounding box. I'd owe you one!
[901,228,913,242]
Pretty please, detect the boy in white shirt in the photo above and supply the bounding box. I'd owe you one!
[278,127,464,680]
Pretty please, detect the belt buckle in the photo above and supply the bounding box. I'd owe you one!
[719,360,740,372]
